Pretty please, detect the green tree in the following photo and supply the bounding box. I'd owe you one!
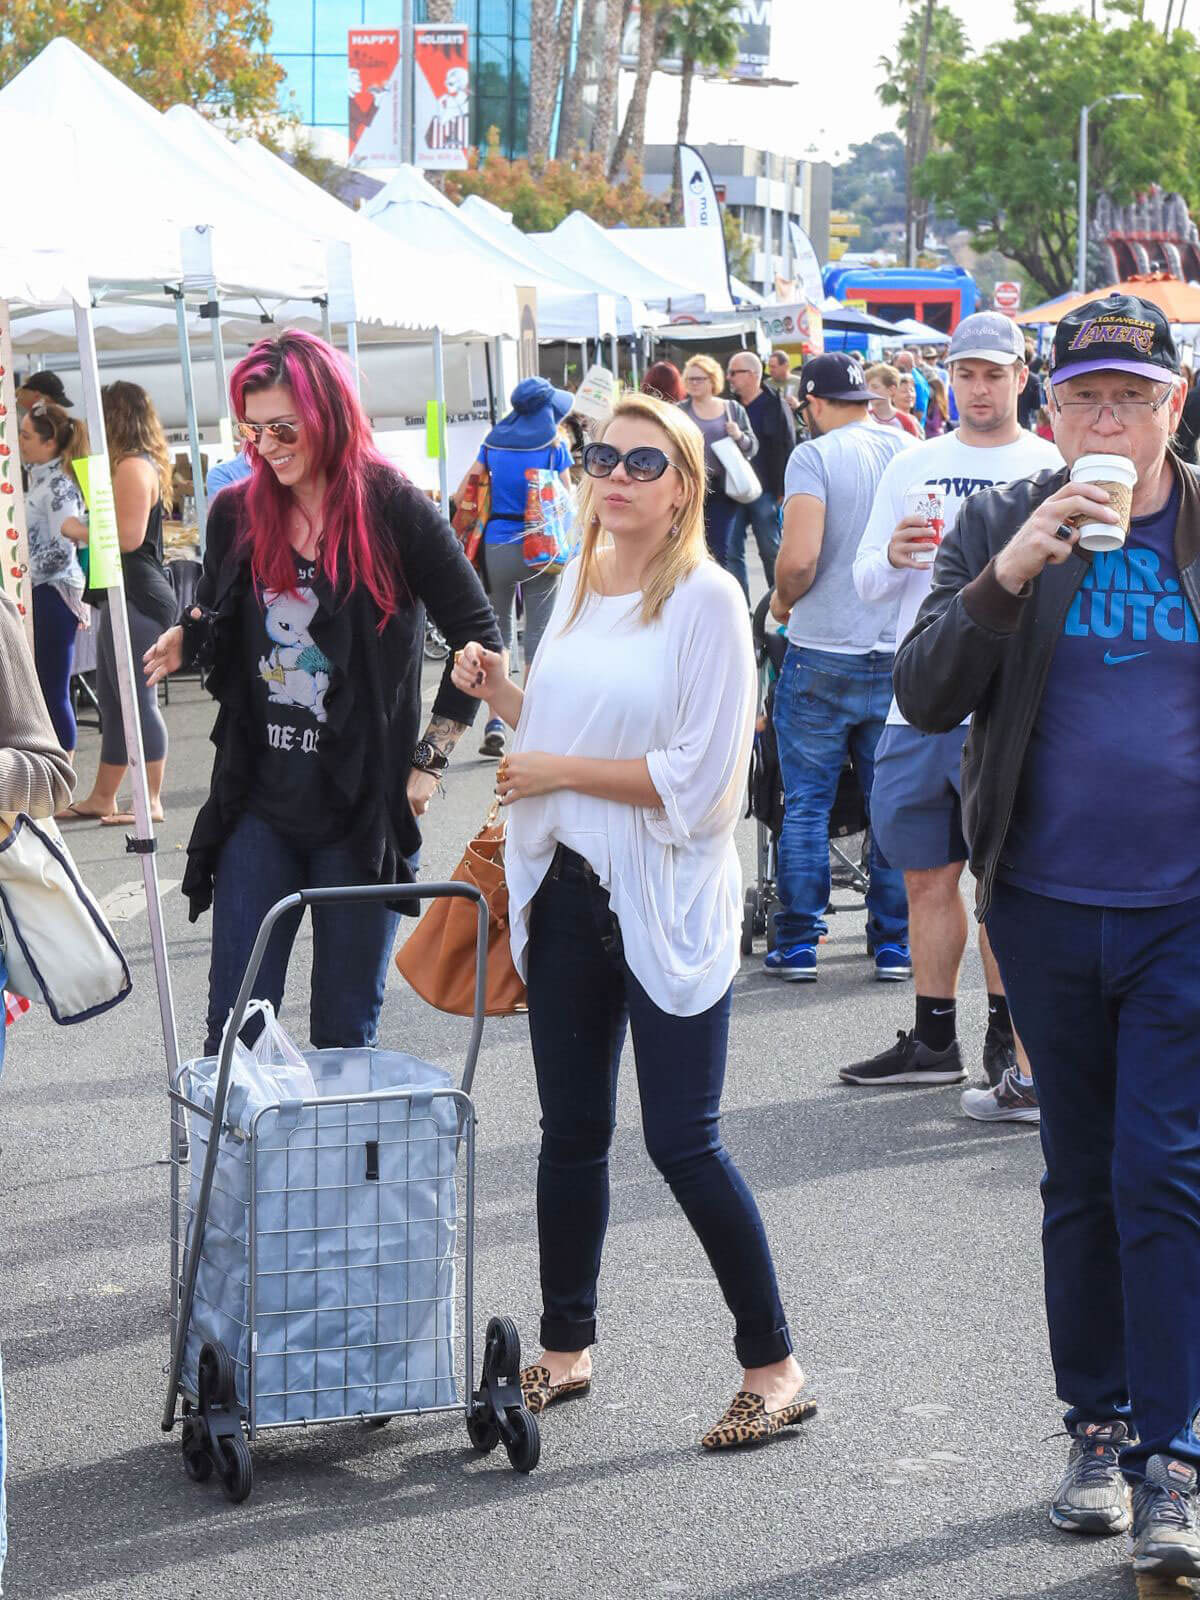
[877,0,968,261]
[832,132,907,250]
[664,0,742,152]
[921,0,1200,296]
[445,127,668,232]
[0,0,282,118]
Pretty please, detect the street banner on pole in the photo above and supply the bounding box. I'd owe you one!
[677,143,735,301]
[516,287,540,380]
[414,24,471,171]
[0,302,33,646]
[348,29,403,167]
[787,221,826,310]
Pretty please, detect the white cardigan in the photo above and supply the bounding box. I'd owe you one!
[505,555,755,1017]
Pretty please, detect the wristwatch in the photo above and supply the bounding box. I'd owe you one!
[411,740,450,776]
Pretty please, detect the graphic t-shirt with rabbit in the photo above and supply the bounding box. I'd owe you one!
[246,555,341,845]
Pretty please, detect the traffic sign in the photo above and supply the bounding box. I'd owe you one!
[994,281,1022,314]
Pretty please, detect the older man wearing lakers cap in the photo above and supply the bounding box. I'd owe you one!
[894,293,1200,1582]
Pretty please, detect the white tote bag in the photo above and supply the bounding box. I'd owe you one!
[0,813,131,1024]
[712,433,763,505]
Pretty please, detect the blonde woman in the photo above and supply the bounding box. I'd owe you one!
[451,393,812,1451]
[678,353,757,574]
[65,382,175,824]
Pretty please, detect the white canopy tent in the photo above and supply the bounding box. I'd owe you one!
[365,167,612,342]
[884,317,953,346]
[532,212,724,317]
[456,194,652,338]
[607,224,735,317]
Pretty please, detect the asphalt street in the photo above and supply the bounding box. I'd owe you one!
[0,635,1178,1600]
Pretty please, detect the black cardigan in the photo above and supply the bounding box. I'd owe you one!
[180,467,502,921]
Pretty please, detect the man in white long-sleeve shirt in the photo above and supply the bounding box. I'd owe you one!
[840,313,1062,1113]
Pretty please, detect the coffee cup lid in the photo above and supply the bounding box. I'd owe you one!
[1071,452,1138,483]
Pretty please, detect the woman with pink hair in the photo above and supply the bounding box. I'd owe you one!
[145,331,501,1051]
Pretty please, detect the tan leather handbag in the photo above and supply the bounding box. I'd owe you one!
[394,802,527,1017]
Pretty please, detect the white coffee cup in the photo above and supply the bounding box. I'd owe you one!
[902,484,946,567]
[1070,453,1138,552]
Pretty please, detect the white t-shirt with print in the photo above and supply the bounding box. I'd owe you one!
[853,429,1064,725]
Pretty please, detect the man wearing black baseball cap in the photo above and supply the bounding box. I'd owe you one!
[894,293,1200,1580]
[765,351,913,981]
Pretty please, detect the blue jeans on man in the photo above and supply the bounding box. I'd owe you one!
[986,880,1200,1482]
[727,491,782,602]
[771,645,908,951]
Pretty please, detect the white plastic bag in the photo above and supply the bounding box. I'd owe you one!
[246,999,317,1102]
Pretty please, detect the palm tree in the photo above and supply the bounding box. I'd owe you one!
[664,0,741,152]
[609,0,677,178]
[529,0,580,165]
[590,0,624,158]
[877,0,968,262]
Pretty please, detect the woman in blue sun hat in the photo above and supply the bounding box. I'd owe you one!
[467,377,574,759]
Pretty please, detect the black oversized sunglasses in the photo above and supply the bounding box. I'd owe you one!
[236,419,300,445]
[582,443,679,482]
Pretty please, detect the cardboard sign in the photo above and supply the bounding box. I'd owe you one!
[348,29,402,167]
[0,304,33,646]
[414,24,470,172]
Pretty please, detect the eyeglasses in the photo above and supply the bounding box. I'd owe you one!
[684,374,711,384]
[1053,385,1175,428]
[236,419,300,444]
[582,443,679,482]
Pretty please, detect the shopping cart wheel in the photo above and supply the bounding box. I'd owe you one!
[217,1434,253,1504]
[466,1402,500,1454]
[181,1417,213,1483]
[199,1341,236,1407]
[741,887,759,956]
[503,1407,541,1474]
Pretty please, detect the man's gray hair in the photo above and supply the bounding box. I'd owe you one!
[732,352,764,379]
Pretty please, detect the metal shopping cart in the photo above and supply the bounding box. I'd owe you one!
[161,882,538,1503]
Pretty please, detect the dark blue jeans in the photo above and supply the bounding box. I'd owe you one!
[704,489,742,572]
[526,848,793,1368]
[771,644,908,949]
[728,491,782,601]
[986,880,1200,1482]
[204,811,400,1055]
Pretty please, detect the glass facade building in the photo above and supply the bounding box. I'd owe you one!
[265,1,530,158]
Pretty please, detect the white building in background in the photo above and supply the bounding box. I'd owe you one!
[641,144,832,299]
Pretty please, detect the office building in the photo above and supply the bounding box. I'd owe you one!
[265,0,531,159]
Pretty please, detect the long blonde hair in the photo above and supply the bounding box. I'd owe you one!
[101,381,172,503]
[566,392,708,628]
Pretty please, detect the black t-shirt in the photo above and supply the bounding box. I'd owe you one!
[244,554,344,848]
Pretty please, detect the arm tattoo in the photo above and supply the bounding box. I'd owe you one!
[422,714,467,757]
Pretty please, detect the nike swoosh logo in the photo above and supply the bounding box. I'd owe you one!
[930,1007,955,1015]
[1103,651,1150,665]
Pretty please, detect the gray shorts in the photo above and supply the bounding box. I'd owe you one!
[871,723,969,872]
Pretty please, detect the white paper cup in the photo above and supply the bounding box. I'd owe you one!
[1070,453,1138,552]
[902,484,945,567]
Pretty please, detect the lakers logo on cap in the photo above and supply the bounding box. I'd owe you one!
[1066,314,1156,358]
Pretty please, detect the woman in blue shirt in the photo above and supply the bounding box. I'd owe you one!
[468,378,573,758]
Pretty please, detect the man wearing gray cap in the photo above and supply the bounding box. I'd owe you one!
[843,313,1061,1104]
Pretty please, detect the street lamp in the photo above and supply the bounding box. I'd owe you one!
[1077,93,1144,293]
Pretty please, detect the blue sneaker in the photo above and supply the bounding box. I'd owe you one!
[764,944,817,981]
[874,943,912,981]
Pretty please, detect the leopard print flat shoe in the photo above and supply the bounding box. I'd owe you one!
[700,1388,818,1451]
[520,1364,592,1414]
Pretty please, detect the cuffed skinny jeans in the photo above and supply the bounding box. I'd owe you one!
[526,846,793,1368]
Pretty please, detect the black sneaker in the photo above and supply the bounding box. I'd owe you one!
[981,1029,1016,1088]
[838,1029,965,1086]
[1132,1455,1200,1578]
[479,728,506,759]
[1049,1420,1131,1535]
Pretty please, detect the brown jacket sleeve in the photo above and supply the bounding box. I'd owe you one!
[0,592,74,818]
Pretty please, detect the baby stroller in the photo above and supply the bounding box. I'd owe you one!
[742,596,870,955]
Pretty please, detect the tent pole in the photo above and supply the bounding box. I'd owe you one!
[484,339,497,423]
[432,327,450,510]
[174,294,208,552]
[629,336,639,388]
[491,336,504,414]
[346,321,361,398]
[610,333,618,374]
[73,300,183,1165]
[320,299,333,344]
[209,300,228,424]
